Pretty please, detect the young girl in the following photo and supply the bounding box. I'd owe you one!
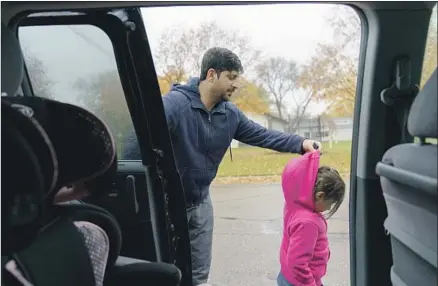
[278,151,345,286]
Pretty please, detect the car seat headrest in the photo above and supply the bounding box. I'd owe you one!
[1,23,24,96]
[2,96,116,202]
[408,69,437,139]
[1,101,53,254]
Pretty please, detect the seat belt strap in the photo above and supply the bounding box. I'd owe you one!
[380,56,419,142]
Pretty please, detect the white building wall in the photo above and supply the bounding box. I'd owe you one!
[247,113,269,127]
[271,120,285,132]
[231,113,287,148]
[231,139,239,148]
[332,128,353,141]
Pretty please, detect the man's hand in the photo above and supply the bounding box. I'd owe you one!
[302,139,322,154]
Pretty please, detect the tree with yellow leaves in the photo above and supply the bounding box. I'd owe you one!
[158,69,270,114]
[298,43,357,117]
[298,5,437,117]
[158,68,189,95]
[155,21,270,116]
[297,6,360,118]
[231,78,270,114]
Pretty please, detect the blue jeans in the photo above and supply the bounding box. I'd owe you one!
[277,272,324,286]
[187,195,214,286]
[277,273,294,286]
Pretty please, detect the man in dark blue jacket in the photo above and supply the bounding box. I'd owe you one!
[123,47,321,286]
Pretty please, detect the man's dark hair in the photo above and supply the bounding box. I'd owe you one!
[199,47,244,80]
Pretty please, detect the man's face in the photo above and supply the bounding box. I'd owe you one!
[211,70,240,102]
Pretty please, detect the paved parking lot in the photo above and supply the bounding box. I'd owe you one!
[208,183,350,286]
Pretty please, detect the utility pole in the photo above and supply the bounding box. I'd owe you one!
[318,115,323,142]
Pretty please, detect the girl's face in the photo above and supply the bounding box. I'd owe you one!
[314,191,336,213]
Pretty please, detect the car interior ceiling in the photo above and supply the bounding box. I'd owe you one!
[1,1,436,286]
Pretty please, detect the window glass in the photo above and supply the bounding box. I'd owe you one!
[420,4,437,88]
[141,4,361,285]
[417,4,437,144]
[19,24,135,158]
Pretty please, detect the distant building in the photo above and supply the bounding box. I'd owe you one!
[231,112,288,148]
[293,116,353,142]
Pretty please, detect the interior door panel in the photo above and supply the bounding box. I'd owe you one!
[86,161,159,261]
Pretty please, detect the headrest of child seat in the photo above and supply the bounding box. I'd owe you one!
[1,23,24,97]
[408,69,437,139]
[2,101,52,254]
[2,96,116,201]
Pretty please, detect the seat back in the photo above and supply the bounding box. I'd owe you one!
[53,202,183,286]
[51,202,122,271]
[13,219,97,286]
[376,69,437,286]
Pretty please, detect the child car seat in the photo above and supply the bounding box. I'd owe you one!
[2,22,109,286]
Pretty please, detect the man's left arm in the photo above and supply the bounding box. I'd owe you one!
[234,109,318,154]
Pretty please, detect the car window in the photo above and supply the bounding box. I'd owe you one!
[419,4,437,145]
[140,4,361,285]
[19,23,137,159]
[420,4,437,88]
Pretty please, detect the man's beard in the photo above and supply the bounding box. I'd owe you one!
[221,90,233,101]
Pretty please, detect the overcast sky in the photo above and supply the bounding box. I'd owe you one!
[141,4,343,68]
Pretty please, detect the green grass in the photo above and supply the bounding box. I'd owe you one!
[414,137,437,144]
[217,141,352,177]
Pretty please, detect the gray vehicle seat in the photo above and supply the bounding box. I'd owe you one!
[376,69,437,286]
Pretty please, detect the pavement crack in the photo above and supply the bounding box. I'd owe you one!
[214,194,278,204]
[217,216,280,222]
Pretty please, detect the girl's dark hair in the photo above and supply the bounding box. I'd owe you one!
[200,47,244,80]
[314,166,346,219]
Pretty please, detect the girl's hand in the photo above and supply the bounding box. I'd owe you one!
[53,183,89,204]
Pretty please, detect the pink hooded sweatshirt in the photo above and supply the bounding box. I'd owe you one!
[279,151,329,286]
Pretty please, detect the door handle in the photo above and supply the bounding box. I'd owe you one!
[125,175,139,214]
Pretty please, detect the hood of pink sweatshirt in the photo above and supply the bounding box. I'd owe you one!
[281,151,320,211]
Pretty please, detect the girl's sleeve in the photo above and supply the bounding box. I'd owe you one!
[287,221,319,286]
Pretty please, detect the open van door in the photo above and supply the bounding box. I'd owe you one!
[15,7,192,286]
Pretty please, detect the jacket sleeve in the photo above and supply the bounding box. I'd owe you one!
[162,92,181,134]
[287,221,319,286]
[234,109,305,154]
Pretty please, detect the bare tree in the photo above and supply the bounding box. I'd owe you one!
[326,5,361,54]
[287,91,314,130]
[73,71,132,155]
[255,57,300,120]
[155,21,262,79]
